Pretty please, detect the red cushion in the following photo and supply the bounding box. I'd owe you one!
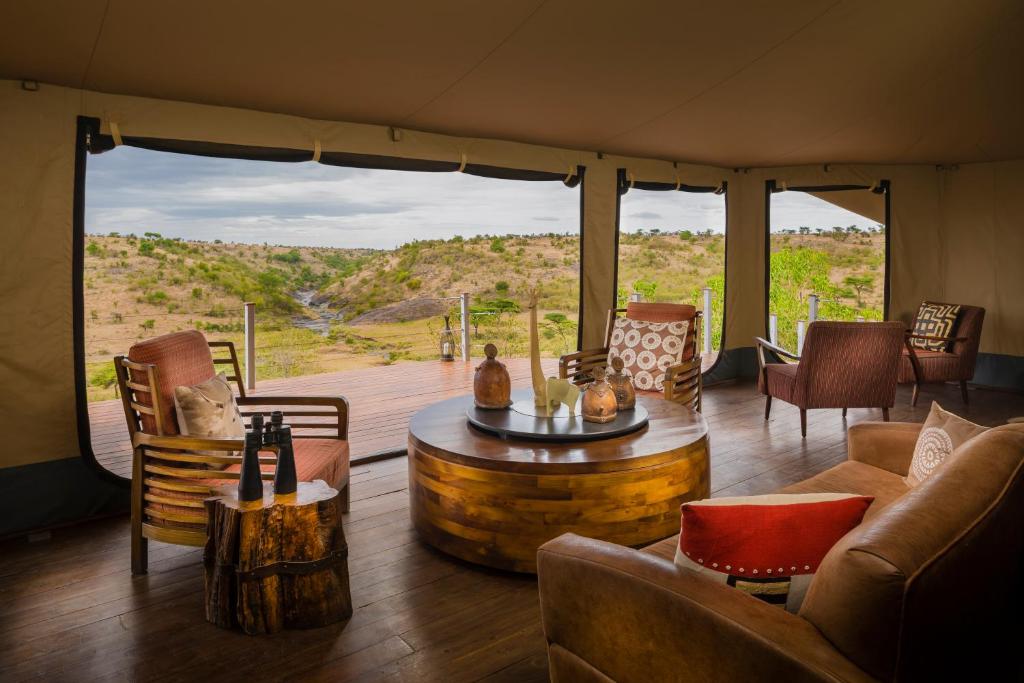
[674,493,872,611]
[128,330,215,435]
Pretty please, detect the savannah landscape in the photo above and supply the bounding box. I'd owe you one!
[84,226,884,401]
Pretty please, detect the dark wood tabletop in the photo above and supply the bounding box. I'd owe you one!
[408,389,708,475]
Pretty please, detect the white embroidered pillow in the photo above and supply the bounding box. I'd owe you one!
[608,318,689,392]
[906,402,988,487]
[173,373,245,462]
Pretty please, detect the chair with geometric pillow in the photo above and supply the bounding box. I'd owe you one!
[559,302,703,411]
[114,330,350,575]
[900,301,985,406]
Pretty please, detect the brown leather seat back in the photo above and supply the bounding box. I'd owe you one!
[799,424,1024,681]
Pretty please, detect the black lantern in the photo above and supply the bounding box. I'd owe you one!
[439,315,457,362]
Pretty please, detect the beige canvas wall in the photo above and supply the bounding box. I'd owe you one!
[0,82,80,467]
[2,79,1023,472]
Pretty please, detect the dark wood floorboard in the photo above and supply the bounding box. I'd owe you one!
[3,380,1021,682]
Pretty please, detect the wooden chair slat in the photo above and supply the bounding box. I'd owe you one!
[144,477,214,494]
[144,506,208,524]
[144,493,207,508]
[130,402,156,415]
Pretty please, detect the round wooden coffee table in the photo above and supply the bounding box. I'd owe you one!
[407,390,709,573]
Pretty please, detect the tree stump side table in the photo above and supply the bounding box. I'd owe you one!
[203,480,352,635]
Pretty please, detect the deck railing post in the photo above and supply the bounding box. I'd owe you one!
[629,292,642,303]
[808,294,819,323]
[460,292,471,362]
[796,319,806,355]
[856,315,865,322]
[769,314,778,345]
[702,287,713,354]
[244,302,256,391]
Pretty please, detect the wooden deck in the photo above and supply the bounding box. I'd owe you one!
[88,354,717,479]
[5,381,1022,681]
[88,357,560,479]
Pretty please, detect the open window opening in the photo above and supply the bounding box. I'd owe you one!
[616,174,726,372]
[80,135,581,479]
[766,182,888,354]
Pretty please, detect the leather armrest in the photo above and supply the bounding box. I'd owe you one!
[537,534,874,683]
[847,422,921,476]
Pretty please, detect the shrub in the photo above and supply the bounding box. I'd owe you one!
[144,290,168,304]
[272,249,302,264]
[489,238,505,253]
[138,241,156,257]
[495,280,510,292]
[86,242,103,257]
[406,278,422,290]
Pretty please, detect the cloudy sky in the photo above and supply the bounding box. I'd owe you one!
[85,147,874,249]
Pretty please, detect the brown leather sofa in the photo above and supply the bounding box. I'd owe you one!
[537,422,1024,682]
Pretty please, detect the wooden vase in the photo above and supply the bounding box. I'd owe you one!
[474,343,512,409]
[582,367,618,423]
[607,356,637,410]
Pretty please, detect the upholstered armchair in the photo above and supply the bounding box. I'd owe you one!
[900,302,985,406]
[756,321,905,437]
[559,302,703,412]
[114,330,350,574]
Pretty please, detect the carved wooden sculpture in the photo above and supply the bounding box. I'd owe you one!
[527,288,547,407]
[546,377,581,415]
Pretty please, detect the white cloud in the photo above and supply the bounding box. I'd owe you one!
[85,147,879,248]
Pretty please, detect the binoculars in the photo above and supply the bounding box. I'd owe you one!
[237,410,298,502]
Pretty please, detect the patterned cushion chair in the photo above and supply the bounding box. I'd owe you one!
[115,330,350,574]
[899,302,985,406]
[756,321,906,437]
[559,302,703,411]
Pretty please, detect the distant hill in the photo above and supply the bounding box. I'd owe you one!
[82,229,883,400]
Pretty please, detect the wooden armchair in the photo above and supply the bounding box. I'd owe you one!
[115,330,350,574]
[756,321,905,437]
[559,302,703,412]
[900,302,985,406]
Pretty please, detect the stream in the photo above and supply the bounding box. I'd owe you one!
[291,289,344,336]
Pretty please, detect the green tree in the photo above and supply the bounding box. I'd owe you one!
[843,274,874,307]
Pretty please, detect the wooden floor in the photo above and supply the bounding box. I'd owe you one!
[5,381,1022,682]
[88,354,716,478]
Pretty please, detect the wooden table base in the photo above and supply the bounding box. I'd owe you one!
[204,481,353,634]
[408,391,710,573]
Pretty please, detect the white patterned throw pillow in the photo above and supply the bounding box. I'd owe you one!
[608,318,689,392]
[906,402,988,487]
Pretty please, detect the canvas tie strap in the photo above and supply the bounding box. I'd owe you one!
[457,152,467,172]
[777,180,788,191]
[312,139,322,162]
[564,166,575,183]
[674,174,682,191]
[627,170,635,189]
[715,182,726,195]
[110,121,123,147]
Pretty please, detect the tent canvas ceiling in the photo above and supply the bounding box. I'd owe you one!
[1,0,1022,168]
